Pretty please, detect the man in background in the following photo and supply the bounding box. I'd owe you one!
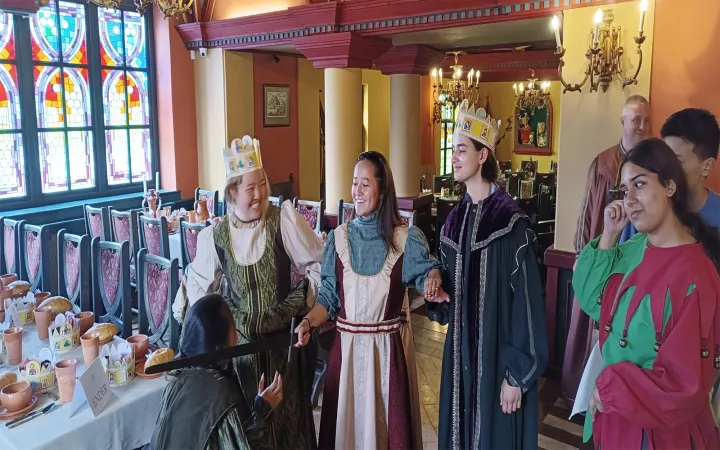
[561,95,651,403]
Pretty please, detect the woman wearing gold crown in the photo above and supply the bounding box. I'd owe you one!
[426,100,548,449]
[184,136,322,449]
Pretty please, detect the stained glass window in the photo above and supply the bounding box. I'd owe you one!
[98,8,123,67]
[0,12,25,199]
[59,2,87,65]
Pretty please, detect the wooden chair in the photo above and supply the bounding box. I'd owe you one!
[109,208,140,284]
[399,210,417,227]
[269,195,284,207]
[20,223,51,292]
[138,214,170,259]
[179,218,208,269]
[84,204,111,240]
[1,218,25,277]
[337,200,355,226]
[293,198,324,235]
[137,249,180,351]
[57,230,91,313]
[195,188,219,217]
[91,238,133,339]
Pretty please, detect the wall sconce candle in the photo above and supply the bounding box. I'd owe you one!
[552,15,562,49]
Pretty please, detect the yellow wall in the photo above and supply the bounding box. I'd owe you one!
[361,69,391,158]
[554,0,655,251]
[212,0,306,21]
[297,58,322,201]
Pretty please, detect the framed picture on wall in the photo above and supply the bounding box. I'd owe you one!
[263,84,290,127]
[513,99,553,156]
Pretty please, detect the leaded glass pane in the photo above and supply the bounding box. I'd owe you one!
[59,1,87,65]
[98,8,124,67]
[0,12,15,61]
[0,133,25,198]
[64,67,90,127]
[38,131,68,193]
[124,11,146,69]
[106,129,128,185]
[102,69,127,126]
[31,0,60,63]
[126,71,148,125]
[35,65,64,128]
[68,130,94,189]
[0,63,20,130]
[130,128,151,181]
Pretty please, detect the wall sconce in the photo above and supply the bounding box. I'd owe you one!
[551,0,648,93]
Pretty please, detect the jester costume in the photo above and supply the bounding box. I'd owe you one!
[574,233,720,449]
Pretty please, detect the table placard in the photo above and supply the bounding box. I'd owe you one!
[70,357,113,418]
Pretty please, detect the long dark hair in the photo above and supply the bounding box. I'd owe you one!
[469,139,499,183]
[356,151,404,253]
[179,294,235,361]
[622,138,720,270]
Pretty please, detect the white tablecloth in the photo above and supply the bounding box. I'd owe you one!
[169,232,182,267]
[0,324,168,450]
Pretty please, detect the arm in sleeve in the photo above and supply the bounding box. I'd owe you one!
[571,236,624,322]
[500,224,549,390]
[402,226,442,292]
[425,227,451,326]
[574,158,603,254]
[315,230,341,320]
[596,290,711,429]
[213,400,272,450]
[184,225,223,306]
[279,200,323,307]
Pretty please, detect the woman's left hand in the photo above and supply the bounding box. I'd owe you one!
[424,269,442,299]
[589,387,603,419]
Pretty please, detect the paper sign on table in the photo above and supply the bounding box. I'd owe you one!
[70,357,113,418]
[570,341,603,419]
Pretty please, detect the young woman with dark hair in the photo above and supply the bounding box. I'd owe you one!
[151,294,283,450]
[574,138,720,449]
[295,151,447,449]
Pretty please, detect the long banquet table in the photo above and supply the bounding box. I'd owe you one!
[0,324,167,450]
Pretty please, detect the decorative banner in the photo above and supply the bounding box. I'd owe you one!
[70,357,113,418]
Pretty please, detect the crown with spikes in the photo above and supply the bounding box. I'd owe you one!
[454,99,502,152]
[223,135,263,180]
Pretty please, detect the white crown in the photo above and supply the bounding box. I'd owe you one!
[454,99,502,152]
[223,135,263,179]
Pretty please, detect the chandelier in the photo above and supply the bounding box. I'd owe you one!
[513,70,550,114]
[430,52,481,123]
[551,0,648,93]
[88,0,194,18]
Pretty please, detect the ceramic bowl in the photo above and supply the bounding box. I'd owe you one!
[0,381,32,412]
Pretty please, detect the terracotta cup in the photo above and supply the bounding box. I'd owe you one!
[188,210,197,223]
[0,372,18,406]
[80,333,100,368]
[55,359,77,403]
[0,287,10,312]
[127,334,149,363]
[74,311,94,335]
[3,328,22,365]
[34,307,53,340]
[33,292,51,309]
[0,274,17,288]
[0,381,31,412]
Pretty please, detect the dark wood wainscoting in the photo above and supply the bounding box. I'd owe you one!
[544,245,575,380]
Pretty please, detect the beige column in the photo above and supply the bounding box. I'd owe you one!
[324,68,363,215]
[389,74,421,198]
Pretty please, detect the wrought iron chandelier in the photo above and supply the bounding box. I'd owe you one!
[430,52,481,124]
[88,0,194,18]
[551,0,648,93]
[513,70,550,114]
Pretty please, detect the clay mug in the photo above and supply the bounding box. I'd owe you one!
[0,381,31,412]
[0,372,17,407]
[34,292,51,309]
[127,334,149,363]
[3,328,22,365]
[34,306,53,340]
[0,287,11,312]
[0,274,17,288]
[80,333,100,368]
[188,210,197,223]
[74,311,94,334]
[55,359,77,403]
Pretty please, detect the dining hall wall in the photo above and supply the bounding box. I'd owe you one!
[553,0,655,253]
[648,0,720,192]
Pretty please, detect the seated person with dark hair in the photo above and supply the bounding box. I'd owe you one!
[150,294,282,450]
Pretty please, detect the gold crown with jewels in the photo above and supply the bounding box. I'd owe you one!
[454,99,501,152]
[223,135,263,180]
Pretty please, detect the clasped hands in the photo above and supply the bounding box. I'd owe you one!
[424,269,450,303]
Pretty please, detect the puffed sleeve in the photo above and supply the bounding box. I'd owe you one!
[316,230,340,320]
[185,225,223,306]
[279,200,323,306]
[402,226,442,292]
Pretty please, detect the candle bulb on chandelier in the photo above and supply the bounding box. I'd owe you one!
[593,9,602,47]
[468,69,474,86]
[519,84,524,93]
[475,70,480,84]
[551,15,562,49]
[513,83,517,95]
[431,68,437,83]
[438,68,442,81]
[639,0,647,33]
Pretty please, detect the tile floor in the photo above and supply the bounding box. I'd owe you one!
[313,313,591,450]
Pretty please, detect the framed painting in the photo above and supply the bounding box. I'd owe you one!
[263,84,290,127]
[514,99,553,156]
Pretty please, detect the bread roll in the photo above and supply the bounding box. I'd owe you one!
[38,296,73,314]
[85,323,118,342]
[145,348,175,369]
[7,280,30,297]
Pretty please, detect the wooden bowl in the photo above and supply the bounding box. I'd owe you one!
[0,381,32,412]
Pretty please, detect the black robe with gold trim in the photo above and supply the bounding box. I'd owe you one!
[427,190,548,450]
